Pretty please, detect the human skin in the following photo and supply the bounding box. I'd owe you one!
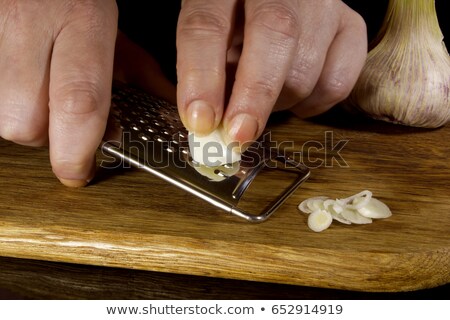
[176,0,367,146]
[0,0,367,186]
[0,0,118,187]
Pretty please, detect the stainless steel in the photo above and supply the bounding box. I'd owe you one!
[102,82,310,222]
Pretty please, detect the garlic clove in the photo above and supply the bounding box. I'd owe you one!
[188,126,241,166]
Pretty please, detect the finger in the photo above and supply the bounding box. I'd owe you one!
[176,0,237,134]
[291,9,367,118]
[222,0,300,145]
[48,1,118,187]
[114,31,176,104]
[0,5,52,146]
[273,3,340,111]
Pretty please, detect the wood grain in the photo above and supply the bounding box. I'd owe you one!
[0,108,449,292]
[1,256,449,299]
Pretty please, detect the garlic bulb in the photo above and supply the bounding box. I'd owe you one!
[347,0,450,128]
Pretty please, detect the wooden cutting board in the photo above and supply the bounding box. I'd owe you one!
[0,109,449,292]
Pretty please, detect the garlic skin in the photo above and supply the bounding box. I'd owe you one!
[347,0,450,128]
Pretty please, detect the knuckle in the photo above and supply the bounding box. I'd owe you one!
[319,76,353,104]
[63,0,118,30]
[250,2,300,41]
[286,68,316,100]
[178,7,230,39]
[52,80,102,116]
[1,1,45,36]
[285,56,319,99]
[0,107,46,145]
[347,10,367,34]
[243,76,280,102]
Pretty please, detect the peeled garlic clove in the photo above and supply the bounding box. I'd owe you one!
[346,0,450,128]
[356,197,392,219]
[188,126,241,166]
[307,209,333,232]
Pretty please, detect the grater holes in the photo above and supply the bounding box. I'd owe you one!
[161,129,171,136]
[131,124,141,131]
[153,135,166,143]
[166,146,175,153]
[171,131,184,141]
[112,85,189,151]
[146,126,156,133]
[215,170,230,178]
[151,119,162,127]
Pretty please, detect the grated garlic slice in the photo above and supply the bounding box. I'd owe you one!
[298,190,392,232]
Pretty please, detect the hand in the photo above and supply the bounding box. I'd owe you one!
[0,0,118,187]
[176,0,367,145]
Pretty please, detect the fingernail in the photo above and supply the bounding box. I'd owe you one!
[186,100,216,134]
[56,158,96,188]
[58,178,90,188]
[226,113,259,145]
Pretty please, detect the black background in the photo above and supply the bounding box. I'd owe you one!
[116,0,450,84]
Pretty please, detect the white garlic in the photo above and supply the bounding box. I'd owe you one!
[188,126,241,166]
[347,0,450,128]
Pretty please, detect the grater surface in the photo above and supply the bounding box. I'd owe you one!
[102,82,310,222]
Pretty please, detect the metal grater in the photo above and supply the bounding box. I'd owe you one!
[101,82,310,222]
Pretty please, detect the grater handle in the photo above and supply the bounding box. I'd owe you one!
[229,153,310,222]
[102,141,310,223]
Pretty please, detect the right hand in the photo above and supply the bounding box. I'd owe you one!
[176,0,367,146]
[0,0,118,187]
